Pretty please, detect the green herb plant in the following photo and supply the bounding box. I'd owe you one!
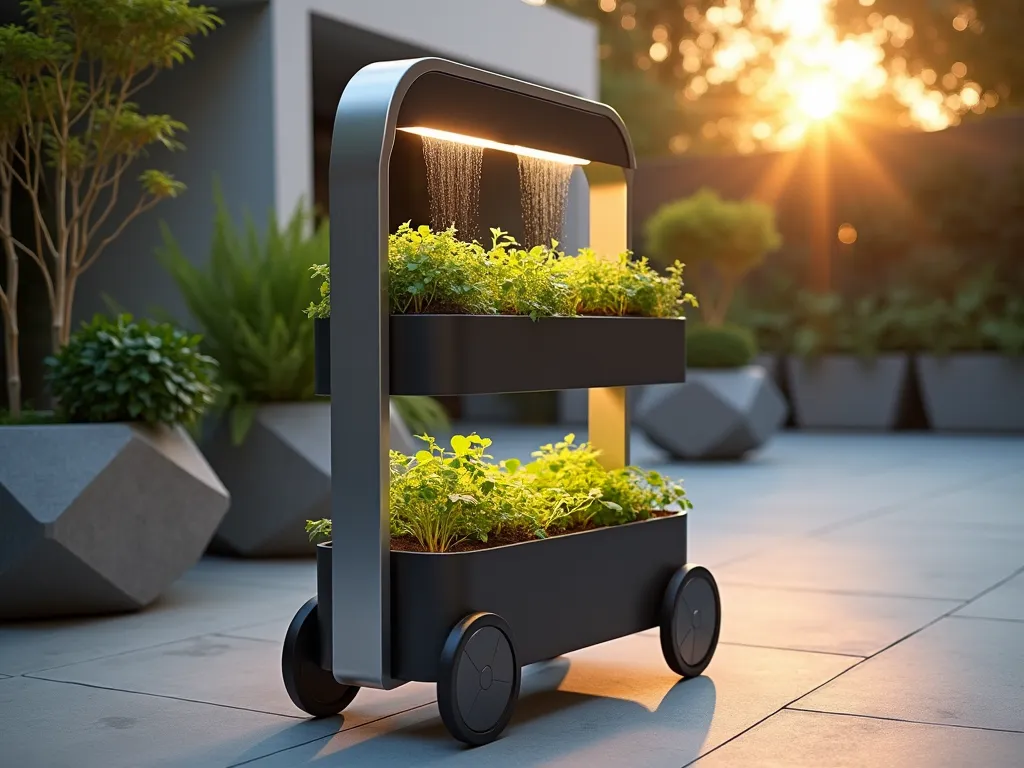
[45,314,218,427]
[305,223,694,321]
[306,432,692,553]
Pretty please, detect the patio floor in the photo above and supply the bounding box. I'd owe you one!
[2,428,1023,767]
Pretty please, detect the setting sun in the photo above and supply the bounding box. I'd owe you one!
[794,77,843,120]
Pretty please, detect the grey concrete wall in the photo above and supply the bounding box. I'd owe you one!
[76,4,276,327]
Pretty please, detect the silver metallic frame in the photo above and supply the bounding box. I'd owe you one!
[329,57,636,689]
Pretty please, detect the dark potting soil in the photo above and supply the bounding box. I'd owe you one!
[389,509,676,553]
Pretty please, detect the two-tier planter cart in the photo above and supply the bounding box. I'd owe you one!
[281,57,722,746]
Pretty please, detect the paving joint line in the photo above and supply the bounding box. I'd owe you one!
[226,702,440,767]
[716,579,970,602]
[718,640,866,659]
[681,563,1024,765]
[785,706,1024,735]
[19,674,310,720]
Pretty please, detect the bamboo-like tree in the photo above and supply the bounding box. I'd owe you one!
[0,0,220,417]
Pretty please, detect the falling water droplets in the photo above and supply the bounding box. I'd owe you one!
[518,155,572,248]
[421,136,483,241]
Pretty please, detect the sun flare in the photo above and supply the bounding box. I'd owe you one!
[676,0,965,150]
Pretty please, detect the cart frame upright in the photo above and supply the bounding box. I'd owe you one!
[328,57,637,690]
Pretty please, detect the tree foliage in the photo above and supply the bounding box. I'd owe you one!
[645,188,780,325]
[0,0,220,416]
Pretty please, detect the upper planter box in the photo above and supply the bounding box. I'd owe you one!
[314,314,687,396]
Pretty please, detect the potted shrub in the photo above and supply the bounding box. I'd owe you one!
[0,315,229,619]
[636,188,784,453]
[912,273,1024,431]
[637,324,787,459]
[160,197,444,557]
[786,292,914,430]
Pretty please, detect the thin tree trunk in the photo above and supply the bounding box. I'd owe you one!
[1,179,21,417]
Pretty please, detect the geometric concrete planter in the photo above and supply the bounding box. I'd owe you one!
[0,423,229,620]
[786,354,910,430]
[202,401,417,558]
[635,365,787,460]
[917,353,1024,432]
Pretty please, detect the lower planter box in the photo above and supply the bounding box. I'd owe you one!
[0,423,229,619]
[917,353,1024,432]
[786,354,910,430]
[316,512,688,681]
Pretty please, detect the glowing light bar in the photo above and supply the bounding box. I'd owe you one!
[397,126,590,166]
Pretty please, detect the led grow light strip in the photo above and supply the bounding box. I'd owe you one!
[397,126,591,166]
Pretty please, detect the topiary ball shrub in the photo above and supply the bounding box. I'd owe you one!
[46,314,219,427]
[686,324,757,369]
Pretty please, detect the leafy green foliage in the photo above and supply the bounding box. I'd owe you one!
[645,189,781,325]
[789,291,922,358]
[305,223,694,321]
[0,409,56,425]
[686,324,757,368]
[392,395,450,436]
[159,192,325,443]
[45,314,218,426]
[551,249,693,318]
[306,432,693,553]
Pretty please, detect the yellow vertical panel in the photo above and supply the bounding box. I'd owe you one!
[587,179,629,469]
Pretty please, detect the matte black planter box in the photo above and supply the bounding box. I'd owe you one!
[316,511,687,682]
[314,314,688,397]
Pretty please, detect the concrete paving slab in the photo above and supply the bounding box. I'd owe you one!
[692,708,1024,768]
[0,675,342,768]
[30,633,436,720]
[240,633,855,767]
[795,617,1024,732]
[694,583,960,657]
[955,572,1024,622]
[717,517,1024,601]
[181,556,317,591]
[0,578,310,675]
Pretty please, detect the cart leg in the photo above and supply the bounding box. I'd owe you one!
[437,612,521,746]
[660,565,721,677]
[282,597,360,717]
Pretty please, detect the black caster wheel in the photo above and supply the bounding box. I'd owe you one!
[437,612,521,746]
[660,564,721,678]
[282,597,359,717]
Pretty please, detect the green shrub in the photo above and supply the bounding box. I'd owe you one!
[645,189,780,325]
[305,223,694,321]
[392,394,450,436]
[159,191,326,443]
[305,433,693,553]
[686,324,757,368]
[45,315,218,426]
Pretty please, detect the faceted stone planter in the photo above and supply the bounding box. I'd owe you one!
[0,423,229,620]
[786,354,910,430]
[635,365,787,460]
[917,354,1024,432]
[203,401,416,558]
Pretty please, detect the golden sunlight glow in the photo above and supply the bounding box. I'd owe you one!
[397,127,590,166]
[687,0,965,149]
[794,77,842,119]
[837,223,858,244]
